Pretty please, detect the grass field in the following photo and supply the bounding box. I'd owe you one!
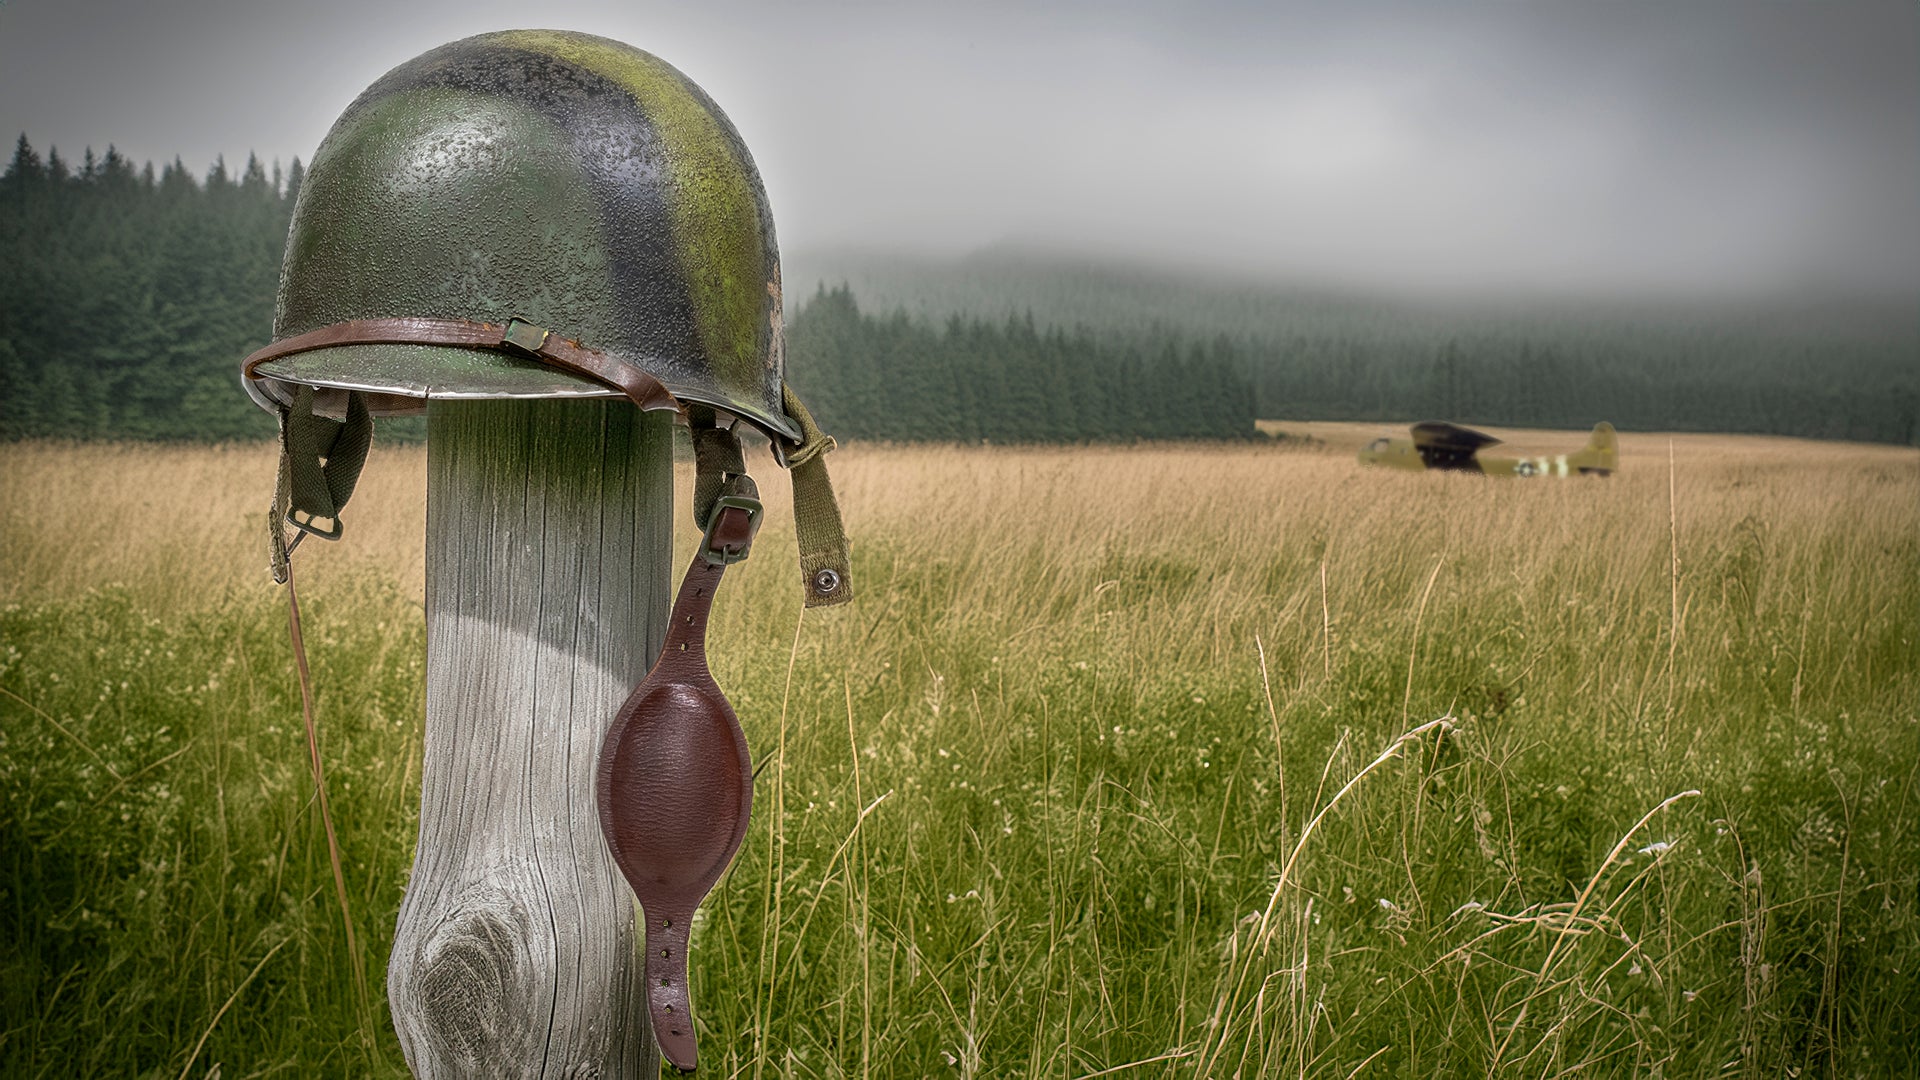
[2,427,1916,1078]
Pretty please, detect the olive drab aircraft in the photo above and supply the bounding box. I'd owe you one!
[1358,421,1618,476]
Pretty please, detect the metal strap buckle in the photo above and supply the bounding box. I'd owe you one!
[286,507,343,541]
[501,317,550,357]
[700,494,763,565]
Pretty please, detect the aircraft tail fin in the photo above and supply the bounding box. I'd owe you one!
[1571,422,1618,475]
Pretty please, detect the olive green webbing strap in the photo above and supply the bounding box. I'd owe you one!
[269,429,295,585]
[781,385,852,607]
[268,385,375,583]
[285,385,374,538]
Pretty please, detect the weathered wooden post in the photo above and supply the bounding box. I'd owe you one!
[386,398,668,1076]
[239,29,850,1076]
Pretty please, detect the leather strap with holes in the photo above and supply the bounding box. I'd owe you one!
[596,510,758,1073]
[242,316,680,413]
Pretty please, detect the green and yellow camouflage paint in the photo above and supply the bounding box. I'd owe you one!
[1358,421,1618,476]
[249,29,796,440]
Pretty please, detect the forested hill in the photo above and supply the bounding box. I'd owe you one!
[793,249,1920,445]
[2,136,1913,444]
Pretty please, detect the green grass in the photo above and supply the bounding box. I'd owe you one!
[0,580,424,1077]
[2,435,1916,1077]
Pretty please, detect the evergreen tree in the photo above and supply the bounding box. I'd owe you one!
[5,134,45,192]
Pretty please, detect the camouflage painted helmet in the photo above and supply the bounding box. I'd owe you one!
[245,28,796,442]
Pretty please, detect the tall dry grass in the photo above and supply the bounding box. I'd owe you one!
[2,427,1915,1077]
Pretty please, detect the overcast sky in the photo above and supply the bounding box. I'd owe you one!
[2,0,1915,297]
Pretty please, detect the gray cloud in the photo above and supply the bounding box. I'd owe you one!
[2,0,1913,297]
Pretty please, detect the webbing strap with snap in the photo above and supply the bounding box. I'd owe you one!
[286,385,373,537]
[780,385,852,607]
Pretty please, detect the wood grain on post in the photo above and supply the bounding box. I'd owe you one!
[390,399,669,1078]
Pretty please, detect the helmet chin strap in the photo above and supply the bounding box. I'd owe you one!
[263,385,379,1036]
[599,407,762,1072]
[248,314,850,1071]
[245,315,851,606]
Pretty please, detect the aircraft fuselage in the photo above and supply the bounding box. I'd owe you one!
[1357,421,1617,477]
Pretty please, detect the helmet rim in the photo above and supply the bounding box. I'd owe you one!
[251,342,802,441]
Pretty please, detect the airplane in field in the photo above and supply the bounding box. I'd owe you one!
[1359,421,1618,476]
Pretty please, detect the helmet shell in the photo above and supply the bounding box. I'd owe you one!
[247,29,796,440]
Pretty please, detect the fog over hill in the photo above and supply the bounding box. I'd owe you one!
[783,246,1918,444]
[785,246,1920,349]
[4,1,1916,298]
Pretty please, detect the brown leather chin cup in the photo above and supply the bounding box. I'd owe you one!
[596,556,753,1072]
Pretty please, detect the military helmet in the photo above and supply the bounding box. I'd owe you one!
[245,28,796,441]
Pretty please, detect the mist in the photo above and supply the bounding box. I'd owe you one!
[2,0,1914,299]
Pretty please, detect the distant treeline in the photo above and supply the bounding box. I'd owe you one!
[1256,332,1918,445]
[0,137,289,441]
[3,136,1915,445]
[787,285,1254,440]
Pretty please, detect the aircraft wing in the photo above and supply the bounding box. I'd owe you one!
[1409,421,1501,471]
